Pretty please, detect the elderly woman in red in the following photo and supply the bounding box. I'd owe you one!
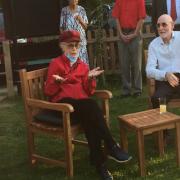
[44,30,131,180]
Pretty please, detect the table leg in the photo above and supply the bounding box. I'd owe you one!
[175,122,180,167]
[120,123,128,152]
[157,130,164,157]
[137,130,146,176]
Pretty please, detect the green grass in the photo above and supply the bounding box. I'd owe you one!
[1,85,180,180]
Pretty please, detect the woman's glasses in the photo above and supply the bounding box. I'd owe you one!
[67,43,80,49]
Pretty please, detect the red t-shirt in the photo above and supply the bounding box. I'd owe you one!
[112,0,146,29]
[44,55,96,102]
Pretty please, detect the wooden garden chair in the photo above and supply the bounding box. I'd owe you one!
[19,67,112,178]
[144,50,180,108]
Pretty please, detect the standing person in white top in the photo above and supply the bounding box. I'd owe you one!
[152,0,180,35]
[146,14,180,108]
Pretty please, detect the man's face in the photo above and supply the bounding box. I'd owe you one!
[157,16,174,43]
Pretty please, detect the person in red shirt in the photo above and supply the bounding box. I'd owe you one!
[112,0,146,98]
[44,30,132,180]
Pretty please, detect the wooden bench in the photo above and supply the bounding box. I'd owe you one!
[118,109,180,176]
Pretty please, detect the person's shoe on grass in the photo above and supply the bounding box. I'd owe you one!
[96,163,113,180]
[108,144,132,163]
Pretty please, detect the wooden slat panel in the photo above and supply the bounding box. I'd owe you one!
[39,76,45,100]
[34,78,39,98]
[28,79,35,99]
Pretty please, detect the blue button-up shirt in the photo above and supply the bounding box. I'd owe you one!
[146,31,180,81]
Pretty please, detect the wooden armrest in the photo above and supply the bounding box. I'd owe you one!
[94,90,112,99]
[26,98,74,112]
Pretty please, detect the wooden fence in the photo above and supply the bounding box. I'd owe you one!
[87,24,155,74]
[0,23,155,94]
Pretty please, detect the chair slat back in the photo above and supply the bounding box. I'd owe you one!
[144,50,156,97]
[19,68,48,101]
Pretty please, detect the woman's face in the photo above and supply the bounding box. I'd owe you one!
[69,0,79,6]
[62,42,80,57]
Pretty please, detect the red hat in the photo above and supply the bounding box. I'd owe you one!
[60,30,80,42]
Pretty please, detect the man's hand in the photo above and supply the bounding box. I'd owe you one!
[88,67,104,79]
[126,33,137,40]
[53,74,67,83]
[120,33,130,43]
[165,72,179,87]
[120,32,137,43]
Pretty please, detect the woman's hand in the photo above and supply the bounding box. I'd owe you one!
[53,74,67,83]
[74,15,87,30]
[88,67,104,79]
[74,15,83,22]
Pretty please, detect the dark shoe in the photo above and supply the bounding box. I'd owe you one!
[96,163,113,180]
[132,92,141,98]
[120,93,131,98]
[108,144,132,163]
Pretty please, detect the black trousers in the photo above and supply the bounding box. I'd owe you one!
[151,76,180,108]
[58,97,116,166]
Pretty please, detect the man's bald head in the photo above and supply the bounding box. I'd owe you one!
[157,14,173,24]
[157,14,174,43]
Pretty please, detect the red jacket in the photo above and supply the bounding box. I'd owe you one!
[44,54,96,102]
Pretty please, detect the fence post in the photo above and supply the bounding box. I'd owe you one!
[2,40,15,97]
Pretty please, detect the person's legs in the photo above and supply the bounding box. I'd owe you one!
[151,81,177,144]
[130,36,142,95]
[119,40,131,95]
[59,98,113,179]
[151,81,175,108]
[59,98,131,179]
[59,98,115,165]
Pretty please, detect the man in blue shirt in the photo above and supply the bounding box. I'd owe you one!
[146,14,180,108]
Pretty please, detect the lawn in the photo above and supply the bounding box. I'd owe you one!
[0,84,180,180]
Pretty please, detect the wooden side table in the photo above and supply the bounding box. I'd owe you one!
[118,109,180,176]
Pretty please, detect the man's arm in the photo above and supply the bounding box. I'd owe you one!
[126,19,144,40]
[115,19,130,43]
[134,19,144,36]
[146,44,167,81]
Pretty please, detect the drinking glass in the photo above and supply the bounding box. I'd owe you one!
[159,97,167,114]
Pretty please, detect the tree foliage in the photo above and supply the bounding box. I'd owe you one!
[79,0,113,16]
